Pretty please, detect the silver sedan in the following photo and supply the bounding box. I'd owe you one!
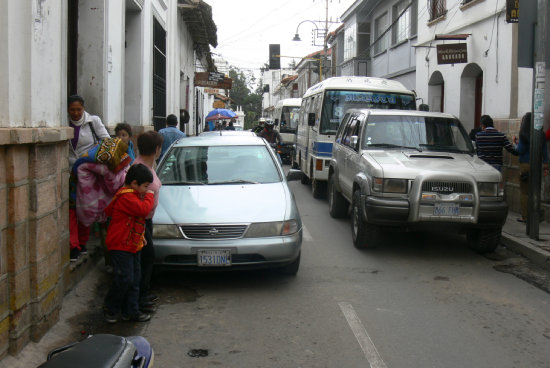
[152,135,303,274]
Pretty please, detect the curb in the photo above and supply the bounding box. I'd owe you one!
[501,232,550,271]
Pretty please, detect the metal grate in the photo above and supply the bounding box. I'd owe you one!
[180,225,248,240]
[422,181,472,194]
[428,0,447,21]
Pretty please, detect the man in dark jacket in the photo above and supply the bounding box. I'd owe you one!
[475,115,518,171]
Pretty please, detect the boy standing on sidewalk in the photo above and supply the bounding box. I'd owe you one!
[103,164,155,323]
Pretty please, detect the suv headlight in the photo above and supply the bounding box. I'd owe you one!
[153,224,182,238]
[372,178,408,193]
[478,182,501,197]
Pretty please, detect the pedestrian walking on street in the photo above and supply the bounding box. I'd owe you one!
[514,112,549,223]
[103,164,155,323]
[475,115,518,171]
[68,95,110,261]
[158,114,186,159]
[115,123,135,164]
[134,131,163,313]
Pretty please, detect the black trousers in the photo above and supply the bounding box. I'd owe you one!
[104,250,141,315]
[140,219,155,302]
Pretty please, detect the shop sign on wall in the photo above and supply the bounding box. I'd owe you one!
[436,43,467,65]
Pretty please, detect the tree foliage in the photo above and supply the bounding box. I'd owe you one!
[228,67,263,129]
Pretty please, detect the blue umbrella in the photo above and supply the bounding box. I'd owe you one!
[205,108,237,121]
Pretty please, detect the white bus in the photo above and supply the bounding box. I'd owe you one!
[273,98,302,162]
[294,76,416,198]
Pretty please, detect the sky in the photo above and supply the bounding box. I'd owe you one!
[207,0,357,75]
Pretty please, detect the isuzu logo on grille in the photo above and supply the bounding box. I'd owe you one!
[432,186,454,192]
[209,228,219,236]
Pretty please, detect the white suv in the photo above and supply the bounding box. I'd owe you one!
[328,109,508,253]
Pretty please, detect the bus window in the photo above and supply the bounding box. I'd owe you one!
[320,90,416,135]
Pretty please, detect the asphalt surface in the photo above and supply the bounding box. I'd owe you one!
[16,169,550,368]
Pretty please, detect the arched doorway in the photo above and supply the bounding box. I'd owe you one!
[428,71,444,112]
[460,63,483,132]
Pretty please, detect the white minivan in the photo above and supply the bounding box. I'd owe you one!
[273,98,302,163]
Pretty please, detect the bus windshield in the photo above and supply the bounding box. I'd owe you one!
[320,90,416,135]
[280,106,300,133]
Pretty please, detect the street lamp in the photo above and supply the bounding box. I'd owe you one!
[292,19,327,81]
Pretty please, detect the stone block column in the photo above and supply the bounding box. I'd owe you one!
[0,0,71,358]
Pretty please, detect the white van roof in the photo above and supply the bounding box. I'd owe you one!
[275,98,302,108]
[303,76,412,98]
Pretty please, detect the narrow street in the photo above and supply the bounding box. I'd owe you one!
[66,168,550,368]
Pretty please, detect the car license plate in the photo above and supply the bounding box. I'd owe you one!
[197,250,232,267]
[434,203,460,216]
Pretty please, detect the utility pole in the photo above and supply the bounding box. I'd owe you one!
[527,0,547,239]
[322,0,328,81]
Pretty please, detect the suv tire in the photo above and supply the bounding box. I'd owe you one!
[329,175,348,218]
[279,252,300,275]
[467,228,501,253]
[351,191,381,248]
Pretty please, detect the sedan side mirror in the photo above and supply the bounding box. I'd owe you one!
[308,113,316,127]
[286,169,303,181]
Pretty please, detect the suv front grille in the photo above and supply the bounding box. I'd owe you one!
[422,181,472,194]
[180,225,248,240]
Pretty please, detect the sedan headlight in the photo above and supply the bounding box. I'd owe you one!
[478,182,500,197]
[245,220,299,238]
[153,224,182,238]
[372,178,408,193]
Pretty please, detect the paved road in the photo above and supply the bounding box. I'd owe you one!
[126,177,550,367]
[61,172,550,368]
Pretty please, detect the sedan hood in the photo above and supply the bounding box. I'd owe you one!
[154,182,289,224]
[366,150,499,181]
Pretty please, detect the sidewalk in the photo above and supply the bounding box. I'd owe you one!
[501,210,550,271]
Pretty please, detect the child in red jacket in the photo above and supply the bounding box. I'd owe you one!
[103,164,155,323]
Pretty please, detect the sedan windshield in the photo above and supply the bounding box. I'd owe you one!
[158,145,282,185]
[362,115,474,153]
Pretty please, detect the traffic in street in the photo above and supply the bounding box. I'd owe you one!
[69,167,550,368]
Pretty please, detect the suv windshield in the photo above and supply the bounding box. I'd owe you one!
[279,106,300,133]
[362,115,474,153]
[321,90,416,135]
[158,145,282,185]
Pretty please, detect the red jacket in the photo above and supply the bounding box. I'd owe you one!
[104,188,154,253]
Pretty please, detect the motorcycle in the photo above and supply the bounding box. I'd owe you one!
[38,334,154,368]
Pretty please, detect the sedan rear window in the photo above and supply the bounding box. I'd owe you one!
[158,145,282,185]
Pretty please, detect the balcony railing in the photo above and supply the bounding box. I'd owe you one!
[428,0,447,21]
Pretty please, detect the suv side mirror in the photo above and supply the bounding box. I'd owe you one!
[308,113,316,127]
[350,136,359,149]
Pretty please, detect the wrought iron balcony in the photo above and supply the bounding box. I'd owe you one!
[428,0,447,21]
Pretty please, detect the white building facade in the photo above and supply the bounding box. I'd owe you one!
[74,0,216,135]
[332,0,418,91]
[415,0,530,132]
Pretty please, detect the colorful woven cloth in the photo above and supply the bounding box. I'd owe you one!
[69,138,131,225]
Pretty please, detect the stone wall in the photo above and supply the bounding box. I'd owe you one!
[0,128,72,357]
